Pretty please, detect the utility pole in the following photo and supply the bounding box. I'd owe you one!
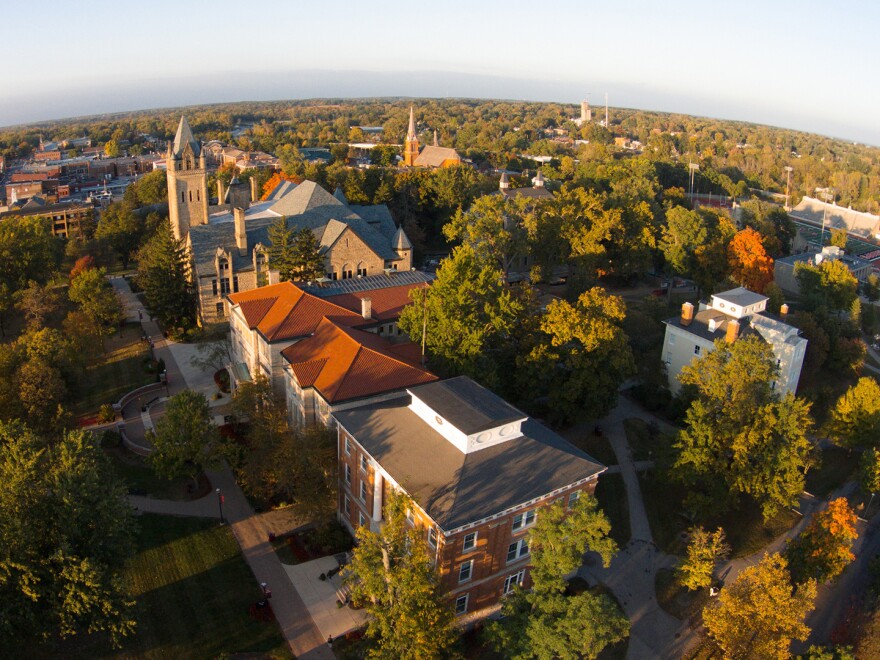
[784,166,793,211]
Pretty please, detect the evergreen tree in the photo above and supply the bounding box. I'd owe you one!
[266,217,296,281]
[291,227,325,282]
[135,224,196,331]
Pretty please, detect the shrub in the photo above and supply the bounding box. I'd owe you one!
[98,403,116,423]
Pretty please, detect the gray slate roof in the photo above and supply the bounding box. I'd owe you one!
[299,270,433,298]
[334,395,605,531]
[189,181,408,278]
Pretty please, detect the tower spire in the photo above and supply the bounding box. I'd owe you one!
[407,106,416,141]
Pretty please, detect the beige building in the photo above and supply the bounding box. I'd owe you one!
[661,287,807,396]
[164,116,414,324]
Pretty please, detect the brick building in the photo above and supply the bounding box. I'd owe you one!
[0,197,95,238]
[334,376,605,615]
[226,271,432,394]
[165,116,415,324]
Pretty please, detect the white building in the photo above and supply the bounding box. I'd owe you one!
[661,287,807,396]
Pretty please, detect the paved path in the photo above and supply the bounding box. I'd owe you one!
[110,276,332,658]
[568,396,700,659]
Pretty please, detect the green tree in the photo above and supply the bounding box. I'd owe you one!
[673,336,816,518]
[517,288,634,424]
[0,216,62,292]
[0,423,135,650]
[484,496,628,659]
[68,267,123,347]
[863,273,880,302]
[135,224,196,331]
[825,377,880,449]
[343,491,456,660]
[103,139,120,157]
[660,205,708,281]
[676,526,730,591]
[703,553,816,660]
[829,228,848,249]
[148,390,223,488]
[398,244,534,393]
[291,227,325,282]
[95,202,142,269]
[786,498,858,583]
[266,217,296,281]
[15,280,62,330]
[860,447,880,496]
[795,258,858,313]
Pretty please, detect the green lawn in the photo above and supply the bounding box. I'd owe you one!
[806,445,860,498]
[73,323,156,416]
[569,429,618,466]
[113,514,288,659]
[655,567,710,622]
[105,447,207,501]
[639,470,799,558]
[596,473,631,547]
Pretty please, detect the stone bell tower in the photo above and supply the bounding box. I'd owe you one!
[403,106,420,167]
[166,116,209,240]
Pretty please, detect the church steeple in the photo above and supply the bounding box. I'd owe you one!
[404,106,420,167]
[166,115,208,240]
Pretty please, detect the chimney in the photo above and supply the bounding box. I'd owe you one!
[681,302,694,326]
[780,303,789,316]
[217,180,226,205]
[234,207,247,255]
[534,170,545,188]
[499,172,510,190]
[361,297,372,320]
[725,319,740,343]
[249,176,258,202]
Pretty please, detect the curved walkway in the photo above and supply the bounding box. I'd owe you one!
[110,276,332,659]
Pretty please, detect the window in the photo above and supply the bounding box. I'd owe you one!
[359,454,367,473]
[507,539,529,563]
[406,508,414,524]
[462,532,477,553]
[668,334,675,346]
[512,510,536,532]
[233,275,239,293]
[357,266,367,277]
[428,528,438,547]
[358,512,366,527]
[693,345,701,356]
[458,560,473,583]
[503,570,525,595]
[568,491,580,508]
[344,437,351,455]
[215,302,225,317]
[344,464,352,485]
[359,480,367,503]
[220,278,231,294]
[344,495,351,515]
[181,190,185,203]
[455,594,469,615]
[212,279,218,295]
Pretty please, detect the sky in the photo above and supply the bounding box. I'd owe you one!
[3,0,879,143]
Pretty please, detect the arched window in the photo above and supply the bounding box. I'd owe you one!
[356,262,367,277]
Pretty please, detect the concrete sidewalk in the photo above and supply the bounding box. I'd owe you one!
[284,556,367,641]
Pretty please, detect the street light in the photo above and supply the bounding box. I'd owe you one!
[784,166,793,211]
[216,487,225,524]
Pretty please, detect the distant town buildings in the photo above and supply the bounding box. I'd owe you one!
[403,107,461,168]
[662,287,807,396]
[0,196,94,238]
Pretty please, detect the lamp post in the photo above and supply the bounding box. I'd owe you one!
[688,162,700,200]
[784,166,793,211]
[216,487,225,524]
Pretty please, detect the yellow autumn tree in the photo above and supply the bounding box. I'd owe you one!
[786,497,858,583]
[704,553,816,659]
[727,227,774,293]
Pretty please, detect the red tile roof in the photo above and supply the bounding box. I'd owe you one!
[325,281,428,321]
[281,318,437,403]
[228,281,367,342]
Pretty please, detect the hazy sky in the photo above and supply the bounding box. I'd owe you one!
[3,0,879,143]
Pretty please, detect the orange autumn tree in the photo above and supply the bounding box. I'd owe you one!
[786,497,858,583]
[728,227,774,292]
[260,172,302,200]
